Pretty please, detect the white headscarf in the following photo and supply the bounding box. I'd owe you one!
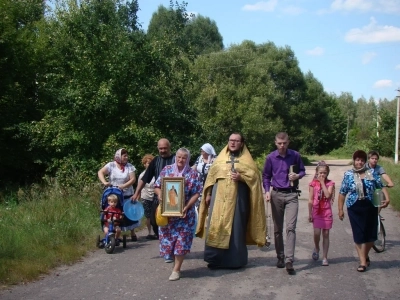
[201,143,216,156]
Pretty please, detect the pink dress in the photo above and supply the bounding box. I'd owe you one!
[309,179,335,229]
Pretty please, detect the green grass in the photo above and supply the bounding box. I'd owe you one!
[379,158,400,211]
[0,183,102,286]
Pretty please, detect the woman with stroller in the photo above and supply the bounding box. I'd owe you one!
[98,148,139,241]
[154,148,202,281]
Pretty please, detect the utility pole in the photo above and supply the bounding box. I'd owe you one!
[346,114,349,145]
[376,100,380,138]
[396,89,400,164]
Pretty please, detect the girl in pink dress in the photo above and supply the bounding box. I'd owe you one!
[308,162,335,266]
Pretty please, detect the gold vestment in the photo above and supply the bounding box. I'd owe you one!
[196,145,266,248]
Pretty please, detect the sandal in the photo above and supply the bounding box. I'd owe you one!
[312,249,319,261]
[322,259,329,266]
[357,265,367,272]
[366,256,370,267]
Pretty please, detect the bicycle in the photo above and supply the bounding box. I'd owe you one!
[372,185,391,253]
[372,213,385,253]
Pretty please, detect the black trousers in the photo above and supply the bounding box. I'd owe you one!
[149,196,159,237]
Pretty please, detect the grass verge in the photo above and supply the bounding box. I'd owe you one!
[0,184,102,286]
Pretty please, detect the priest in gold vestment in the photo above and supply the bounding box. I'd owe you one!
[196,132,266,269]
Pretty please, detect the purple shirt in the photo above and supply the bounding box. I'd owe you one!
[262,149,306,192]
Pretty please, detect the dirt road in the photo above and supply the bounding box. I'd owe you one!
[1,160,400,299]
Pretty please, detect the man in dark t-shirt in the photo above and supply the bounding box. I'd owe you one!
[132,138,175,239]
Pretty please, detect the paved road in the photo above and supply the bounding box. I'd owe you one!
[2,160,400,299]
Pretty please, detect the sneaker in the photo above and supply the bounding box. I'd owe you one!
[165,259,174,263]
[131,235,138,242]
[115,239,120,246]
[285,262,295,274]
[168,271,180,281]
[276,257,285,268]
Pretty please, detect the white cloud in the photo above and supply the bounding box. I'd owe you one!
[362,52,377,64]
[281,5,305,15]
[345,17,400,43]
[330,0,400,14]
[395,64,400,70]
[242,0,278,12]
[306,47,324,56]
[373,79,393,88]
[331,0,372,12]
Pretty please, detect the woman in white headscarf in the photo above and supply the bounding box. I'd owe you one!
[192,143,216,185]
[98,148,139,241]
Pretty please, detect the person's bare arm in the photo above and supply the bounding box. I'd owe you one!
[119,172,136,190]
[154,187,162,202]
[132,180,146,200]
[98,166,111,186]
[308,186,314,222]
[382,174,394,187]
[381,187,390,208]
[338,194,345,220]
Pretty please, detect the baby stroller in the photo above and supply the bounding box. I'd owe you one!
[97,187,127,253]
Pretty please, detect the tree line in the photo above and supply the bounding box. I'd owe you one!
[0,0,397,188]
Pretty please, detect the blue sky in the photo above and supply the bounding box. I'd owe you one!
[137,0,400,102]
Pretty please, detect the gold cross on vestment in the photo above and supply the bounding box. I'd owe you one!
[226,155,239,173]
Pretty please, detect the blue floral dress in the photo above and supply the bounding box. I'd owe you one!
[154,165,202,257]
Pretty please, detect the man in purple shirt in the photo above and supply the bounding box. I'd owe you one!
[262,132,306,274]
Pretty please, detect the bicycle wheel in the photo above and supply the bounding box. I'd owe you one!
[372,221,386,253]
[105,236,116,254]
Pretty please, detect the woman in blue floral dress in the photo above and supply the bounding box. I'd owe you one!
[338,150,390,272]
[154,148,202,281]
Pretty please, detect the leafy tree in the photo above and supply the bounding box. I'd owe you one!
[184,14,224,55]
[368,99,397,156]
[147,2,190,53]
[190,41,344,157]
[0,0,46,185]
[335,92,356,145]
[147,2,223,57]
[298,72,346,154]
[353,96,377,141]
[19,0,200,186]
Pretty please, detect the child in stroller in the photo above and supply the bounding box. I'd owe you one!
[103,194,123,241]
[97,187,127,253]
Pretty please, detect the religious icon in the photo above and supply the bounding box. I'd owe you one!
[161,177,185,217]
